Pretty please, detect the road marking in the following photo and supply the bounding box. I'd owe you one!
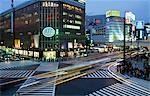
[0,70,34,78]
[86,83,150,96]
[82,70,111,78]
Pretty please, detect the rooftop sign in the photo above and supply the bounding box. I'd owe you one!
[106,10,120,18]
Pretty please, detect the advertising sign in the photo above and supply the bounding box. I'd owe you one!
[106,10,120,18]
[125,11,135,25]
[42,27,55,37]
[15,39,20,48]
[78,0,86,3]
[68,42,73,49]
[136,21,144,29]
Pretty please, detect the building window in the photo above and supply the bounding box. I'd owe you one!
[63,24,80,30]
[76,33,81,35]
[75,15,82,19]
[36,18,40,22]
[63,4,74,10]
[69,20,74,23]
[69,14,73,17]
[34,12,38,15]
[63,12,67,15]
[25,21,28,24]
[65,32,70,34]
[75,20,81,24]
[42,2,59,7]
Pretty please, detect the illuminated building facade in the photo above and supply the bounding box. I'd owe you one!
[0,0,85,59]
[85,11,124,44]
[106,16,124,42]
[86,15,106,44]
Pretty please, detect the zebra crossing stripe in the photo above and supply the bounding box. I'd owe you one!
[0,70,33,78]
[86,83,150,96]
[88,94,95,96]
[24,71,31,77]
[96,91,107,96]
[102,87,121,96]
[93,72,98,77]
[97,71,105,78]
[113,83,149,96]
[108,84,137,96]
[104,85,129,96]
[82,70,112,78]
[18,84,54,96]
[99,89,114,96]
[101,71,108,77]
[94,71,101,78]
[107,83,148,96]
[93,92,100,96]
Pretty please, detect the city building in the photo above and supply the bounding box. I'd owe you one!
[125,11,136,42]
[86,10,125,45]
[106,15,124,42]
[85,10,137,46]
[86,15,106,45]
[145,23,150,40]
[0,0,86,59]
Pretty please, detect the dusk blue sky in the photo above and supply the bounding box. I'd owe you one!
[0,0,150,22]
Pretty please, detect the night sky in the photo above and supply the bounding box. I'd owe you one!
[0,0,150,22]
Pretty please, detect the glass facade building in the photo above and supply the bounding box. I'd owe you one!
[106,17,124,42]
[0,0,85,58]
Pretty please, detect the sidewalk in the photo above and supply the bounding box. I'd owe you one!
[110,63,150,90]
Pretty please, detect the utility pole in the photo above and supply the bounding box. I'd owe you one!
[123,17,126,65]
[11,0,15,48]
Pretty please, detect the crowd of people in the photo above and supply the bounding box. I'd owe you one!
[117,56,150,80]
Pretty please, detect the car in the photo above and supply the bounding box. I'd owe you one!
[3,54,13,61]
[15,57,20,61]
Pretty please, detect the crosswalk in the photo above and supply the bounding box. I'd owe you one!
[82,70,111,78]
[85,83,150,96]
[16,78,55,96]
[0,70,34,78]
[0,60,39,70]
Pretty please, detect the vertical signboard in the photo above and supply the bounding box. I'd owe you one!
[106,10,120,18]
[125,11,135,25]
[136,21,144,29]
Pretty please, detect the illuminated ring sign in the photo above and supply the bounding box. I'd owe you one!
[42,27,55,37]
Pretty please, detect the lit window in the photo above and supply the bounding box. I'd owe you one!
[63,19,66,22]
[42,2,58,7]
[69,14,73,17]
[75,15,82,19]
[65,32,70,34]
[63,12,67,15]
[70,20,74,23]
[36,18,40,22]
[34,12,38,15]
[76,33,81,35]
[25,21,28,24]
[63,24,80,30]
[75,20,82,24]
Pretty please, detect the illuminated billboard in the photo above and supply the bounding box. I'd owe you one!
[125,11,135,25]
[76,0,86,3]
[136,21,144,29]
[106,10,120,18]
